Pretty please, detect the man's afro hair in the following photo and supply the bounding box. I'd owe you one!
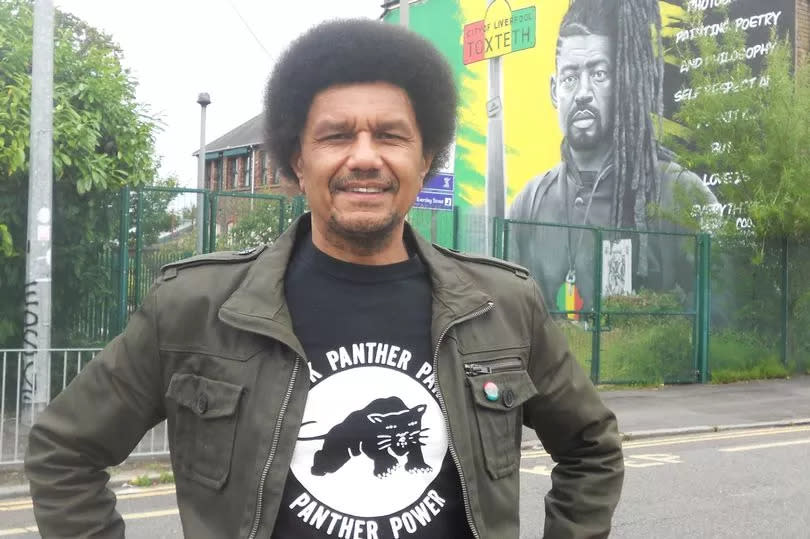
[264,19,457,181]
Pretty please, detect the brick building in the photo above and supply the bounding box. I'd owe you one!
[193,112,299,198]
[192,113,301,244]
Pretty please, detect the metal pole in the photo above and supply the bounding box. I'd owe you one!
[697,233,711,383]
[117,187,130,335]
[22,0,55,422]
[133,191,143,308]
[452,206,460,250]
[780,236,789,366]
[209,194,218,252]
[399,0,409,27]
[485,55,506,251]
[196,93,211,254]
[249,148,255,211]
[591,229,603,385]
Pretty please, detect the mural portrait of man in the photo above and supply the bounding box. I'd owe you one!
[508,0,717,313]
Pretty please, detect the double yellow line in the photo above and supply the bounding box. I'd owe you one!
[0,486,179,536]
[0,485,176,513]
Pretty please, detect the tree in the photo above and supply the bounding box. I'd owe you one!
[665,8,810,372]
[666,10,810,241]
[131,177,183,248]
[0,0,160,346]
[225,200,290,249]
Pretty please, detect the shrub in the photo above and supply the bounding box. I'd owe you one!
[708,330,787,383]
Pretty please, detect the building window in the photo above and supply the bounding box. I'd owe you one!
[216,159,223,191]
[208,160,216,190]
[231,157,238,189]
[260,151,267,186]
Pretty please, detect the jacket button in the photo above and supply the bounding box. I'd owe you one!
[196,393,208,415]
[503,389,516,408]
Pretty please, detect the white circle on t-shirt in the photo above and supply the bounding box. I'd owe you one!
[290,365,447,518]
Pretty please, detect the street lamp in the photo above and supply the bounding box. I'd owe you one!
[196,92,211,254]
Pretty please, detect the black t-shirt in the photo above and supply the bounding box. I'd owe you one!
[271,234,473,539]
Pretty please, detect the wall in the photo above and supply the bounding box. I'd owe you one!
[386,0,796,311]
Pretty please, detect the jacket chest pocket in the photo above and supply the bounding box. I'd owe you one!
[166,373,245,489]
[464,357,538,480]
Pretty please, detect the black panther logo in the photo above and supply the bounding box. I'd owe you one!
[297,397,432,478]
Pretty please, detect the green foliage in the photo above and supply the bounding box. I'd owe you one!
[0,0,159,346]
[132,179,182,248]
[708,330,786,383]
[222,197,291,250]
[557,289,695,385]
[129,471,174,487]
[599,315,695,384]
[662,8,810,379]
[0,224,12,256]
[603,288,684,313]
[667,8,810,241]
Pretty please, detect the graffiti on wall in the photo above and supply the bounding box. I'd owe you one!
[21,281,40,404]
[388,0,795,310]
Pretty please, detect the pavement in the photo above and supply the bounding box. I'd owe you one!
[520,375,810,448]
[1,375,808,500]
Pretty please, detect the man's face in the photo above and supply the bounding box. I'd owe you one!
[292,82,432,251]
[552,34,615,151]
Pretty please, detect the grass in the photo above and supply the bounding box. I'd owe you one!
[129,471,174,487]
[708,330,789,383]
[558,315,696,385]
[557,316,799,386]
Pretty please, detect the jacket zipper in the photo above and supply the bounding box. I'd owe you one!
[432,300,494,539]
[247,357,301,539]
[463,357,524,377]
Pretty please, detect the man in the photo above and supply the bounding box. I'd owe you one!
[509,0,717,313]
[26,19,623,538]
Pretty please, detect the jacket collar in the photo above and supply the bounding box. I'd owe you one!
[219,213,491,356]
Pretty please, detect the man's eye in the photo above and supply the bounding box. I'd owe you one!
[325,133,351,141]
[593,70,608,82]
[378,132,401,140]
[562,75,578,87]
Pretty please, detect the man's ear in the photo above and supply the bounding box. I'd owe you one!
[290,143,305,192]
[421,151,435,183]
[550,75,559,109]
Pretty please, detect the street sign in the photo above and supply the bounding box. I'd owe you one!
[413,173,454,211]
[463,4,536,65]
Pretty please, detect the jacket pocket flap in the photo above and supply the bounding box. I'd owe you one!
[166,373,244,418]
[467,370,538,411]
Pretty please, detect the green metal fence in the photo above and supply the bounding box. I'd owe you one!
[51,186,810,385]
[500,218,707,384]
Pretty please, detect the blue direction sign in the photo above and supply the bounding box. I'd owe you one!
[413,173,454,211]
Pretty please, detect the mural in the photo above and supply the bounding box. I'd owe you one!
[387,0,795,311]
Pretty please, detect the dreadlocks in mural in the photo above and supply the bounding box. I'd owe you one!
[508,0,717,311]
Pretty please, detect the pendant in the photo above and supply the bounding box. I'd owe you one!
[556,271,583,321]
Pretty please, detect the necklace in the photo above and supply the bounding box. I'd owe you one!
[556,161,611,320]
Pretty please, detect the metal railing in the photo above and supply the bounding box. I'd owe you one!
[1,348,168,466]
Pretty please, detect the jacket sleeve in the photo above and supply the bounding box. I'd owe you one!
[24,286,166,538]
[522,279,624,539]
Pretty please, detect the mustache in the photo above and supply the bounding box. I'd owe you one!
[329,171,398,193]
[567,105,601,126]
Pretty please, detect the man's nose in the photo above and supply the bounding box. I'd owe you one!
[347,132,383,170]
[575,72,594,107]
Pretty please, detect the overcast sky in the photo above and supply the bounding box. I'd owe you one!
[54,0,383,191]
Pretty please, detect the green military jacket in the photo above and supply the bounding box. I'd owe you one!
[25,215,623,538]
